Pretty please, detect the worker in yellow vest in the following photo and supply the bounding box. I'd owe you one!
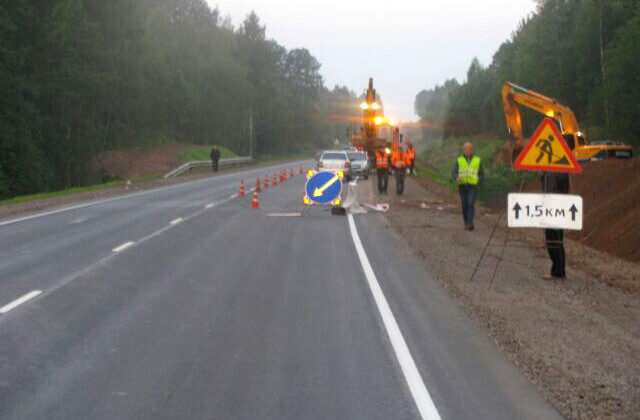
[452,142,484,231]
[391,147,411,195]
[407,142,416,175]
[374,149,390,194]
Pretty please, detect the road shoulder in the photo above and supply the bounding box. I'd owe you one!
[378,175,640,420]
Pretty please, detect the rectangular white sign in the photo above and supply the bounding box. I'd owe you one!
[508,193,583,230]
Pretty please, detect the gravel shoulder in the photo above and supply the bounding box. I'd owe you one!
[374,174,639,420]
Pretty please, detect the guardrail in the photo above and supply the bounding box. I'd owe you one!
[164,156,254,178]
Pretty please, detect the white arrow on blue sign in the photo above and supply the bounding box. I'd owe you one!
[305,171,343,205]
[508,193,583,230]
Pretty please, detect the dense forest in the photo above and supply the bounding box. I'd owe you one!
[0,0,357,199]
[415,0,640,146]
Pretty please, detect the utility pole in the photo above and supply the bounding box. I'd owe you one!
[249,108,254,159]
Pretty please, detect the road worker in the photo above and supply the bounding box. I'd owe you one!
[391,147,411,195]
[541,171,569,279]
[375,148,390,194]
[210,146,221,172]
[407,142,416,175]
[452,142,484,231]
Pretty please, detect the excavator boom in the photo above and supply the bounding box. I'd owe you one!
[502,82,632,161]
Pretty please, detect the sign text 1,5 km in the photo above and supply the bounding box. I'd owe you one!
[508,193,583,230]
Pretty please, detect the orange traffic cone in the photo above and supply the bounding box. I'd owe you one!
[255,177,261,193]
[273,173,278,186]
[238,181,245,197]
[290,167,294,178]
[299,164,303,175]
[251,191,259,210]
[264,175,269,189]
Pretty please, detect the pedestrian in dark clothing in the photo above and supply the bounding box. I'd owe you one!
[542,171,570,279]
[210,147,221,172]
[452,142,484,231]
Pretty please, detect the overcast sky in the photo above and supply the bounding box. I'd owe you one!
[207,0,537,121]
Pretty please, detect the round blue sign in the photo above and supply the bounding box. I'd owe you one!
[305,172,343,205]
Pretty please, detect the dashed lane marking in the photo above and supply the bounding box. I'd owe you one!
[112,241,135,253]
[0,290,43,314]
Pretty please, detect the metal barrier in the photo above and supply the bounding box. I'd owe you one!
[164,157,254,178]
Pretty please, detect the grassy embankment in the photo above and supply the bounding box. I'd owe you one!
[178,145,237,163]
[417,137,535,202]
[0,145,238,206]
[0,175,161,206]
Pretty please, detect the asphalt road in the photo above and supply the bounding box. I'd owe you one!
[0,163,563,420]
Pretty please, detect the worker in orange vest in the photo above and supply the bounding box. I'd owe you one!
[391,147,411,195]
[407,142,416,175]
[375,149,390,194]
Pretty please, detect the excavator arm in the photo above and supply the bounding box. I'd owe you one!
[502,82,581,144]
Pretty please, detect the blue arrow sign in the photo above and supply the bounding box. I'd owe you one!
[305,171,342,205]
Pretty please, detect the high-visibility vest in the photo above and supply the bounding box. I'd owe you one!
[375,152,389,169]
[407,148,415,160]
[457,155,481,185]
[392,151,408,168]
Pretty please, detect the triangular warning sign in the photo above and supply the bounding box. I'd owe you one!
[514,118,582,174]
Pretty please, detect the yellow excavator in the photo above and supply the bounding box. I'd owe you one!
[502,82,633,161]
[351,78,388,154]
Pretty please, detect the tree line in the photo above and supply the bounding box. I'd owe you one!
[415,0,640,147]
[0,0,357,199]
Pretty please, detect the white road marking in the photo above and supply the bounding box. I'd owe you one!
[205,203,214,209]
[0,160,310,227]
[0,290,42,314]
[112,241,135,253]
[170,217,183,225]
[266,212,303,217]
[347,214,442,420]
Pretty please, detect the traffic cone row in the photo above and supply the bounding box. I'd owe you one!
[237,165,302,210]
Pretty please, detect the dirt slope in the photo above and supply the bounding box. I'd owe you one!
[93,143,193,180]
[519,160,640,262]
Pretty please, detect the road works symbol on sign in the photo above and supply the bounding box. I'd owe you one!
[514,118,582,174]
[508,193,583,230]
[304,171,343,205]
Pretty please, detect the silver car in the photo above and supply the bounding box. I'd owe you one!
[347,151,370,179]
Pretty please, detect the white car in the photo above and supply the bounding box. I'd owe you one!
[317,150,351,180]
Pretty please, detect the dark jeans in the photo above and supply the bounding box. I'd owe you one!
[395,168,405,195]
[212,160,219,172]
[376,168,388,193]
[458,184,477,227]
[545,229,565,278]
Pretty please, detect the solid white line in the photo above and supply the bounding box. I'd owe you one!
[170,217,183,225]
[347,214,442,420]
[0,160,311,228]
[112,241,135,253]
[0,290,42,314]
[266,212,303,217]
[205,203,214,209]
